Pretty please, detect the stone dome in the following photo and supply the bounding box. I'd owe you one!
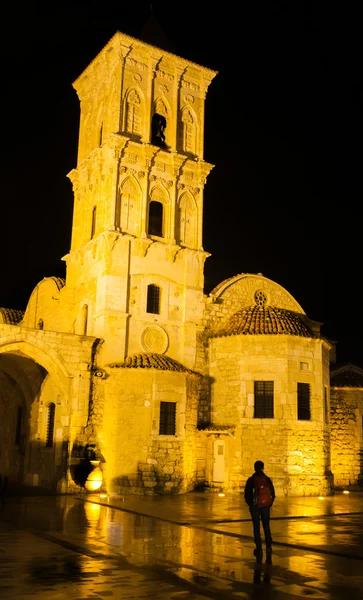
[109,353,196,373]
[0,308,24,325]
[214,305,316,338]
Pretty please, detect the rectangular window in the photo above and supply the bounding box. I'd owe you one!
[147,284,160,314]
[300,361,309,371]
[298,382,311,420]
[254,381,274,418]
[15,407,22,445]
[46,403,56,447]
[324,386,329,423]
[159,401,176,435]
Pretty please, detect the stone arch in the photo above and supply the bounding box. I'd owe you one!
[177,191,197,247]
[178,106,198,155]
[152,97,171,146]
[148,183,170,238]
[0,338,72,398]
[22,277,65,330]
[0,353,41,407]
[154,97,169,118]
[117,174,141,234]
[209,273,305,314]
[123,87,144,136]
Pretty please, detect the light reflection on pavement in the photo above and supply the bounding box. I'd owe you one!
[1,492,363,599]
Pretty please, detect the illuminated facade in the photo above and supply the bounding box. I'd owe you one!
[0,30,361,497]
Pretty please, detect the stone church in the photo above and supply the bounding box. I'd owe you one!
[0,28,362,497]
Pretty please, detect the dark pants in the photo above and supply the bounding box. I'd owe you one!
[249,506,272,550]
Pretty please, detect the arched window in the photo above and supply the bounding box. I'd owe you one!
[91,206,97,239]
[147,284,160,314]
[118,176,139,233]
[148,201,163,237]
[178,109,196,154]
[125,89,141,135]
[37,318,44,330]
[151,113,167,148]
[178,193,195,247]
[45,403,56,448]
[81,304,88,335]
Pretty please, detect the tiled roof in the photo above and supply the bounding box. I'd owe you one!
[198,425,234,432]
[49,277,66,290]
[109,353,196,373]
[213,306,315,338]
[0,308,24,325]
[330,364,363,388]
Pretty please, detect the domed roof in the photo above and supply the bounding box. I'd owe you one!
[109,353,196,373]
[0,308,24,325]
[330,364,363,388]
[214,305,316,338]
[49,277,66,290]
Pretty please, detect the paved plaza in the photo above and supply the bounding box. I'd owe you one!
[1,488,363,598]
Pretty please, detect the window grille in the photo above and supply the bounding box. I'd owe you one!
[159,402,176,435]
[15,406,22,445]
[298,382,311,420]
[147,284,160,314]
[148,201,163,237]
[46,403,56,447]
[254,381,274,418]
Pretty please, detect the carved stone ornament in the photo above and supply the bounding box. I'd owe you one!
[126,153,138,164]
[181,81,200,91]
[137,171,145,179]
[141,325,169,354]
[155,70,174,81]
[93,368,106,379]
[160,84,169,94]
[133,238,153,258]
[133,73,142,83]
[185,94,194,104]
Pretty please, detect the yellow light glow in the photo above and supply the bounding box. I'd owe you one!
[343,490,350,494]
[218,493,225,497]
[84,502,101,521]
[85,466,103,491]
[99,493,107,498]
[318,496,325,500]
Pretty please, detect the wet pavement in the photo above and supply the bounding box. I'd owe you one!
[1,489,363,599]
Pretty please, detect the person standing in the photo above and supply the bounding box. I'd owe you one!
[244,460,275,563]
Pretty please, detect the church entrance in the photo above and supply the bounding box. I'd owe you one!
[0,351,69,493]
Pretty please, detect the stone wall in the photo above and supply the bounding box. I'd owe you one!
[208,334,332,496]
[330,387,363,488]
[97,367,200,494]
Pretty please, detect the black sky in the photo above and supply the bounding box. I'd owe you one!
[1,2,363,367]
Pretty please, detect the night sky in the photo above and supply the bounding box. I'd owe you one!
[1,2,362,367]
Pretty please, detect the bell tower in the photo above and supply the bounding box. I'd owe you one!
[65,31,217,367]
